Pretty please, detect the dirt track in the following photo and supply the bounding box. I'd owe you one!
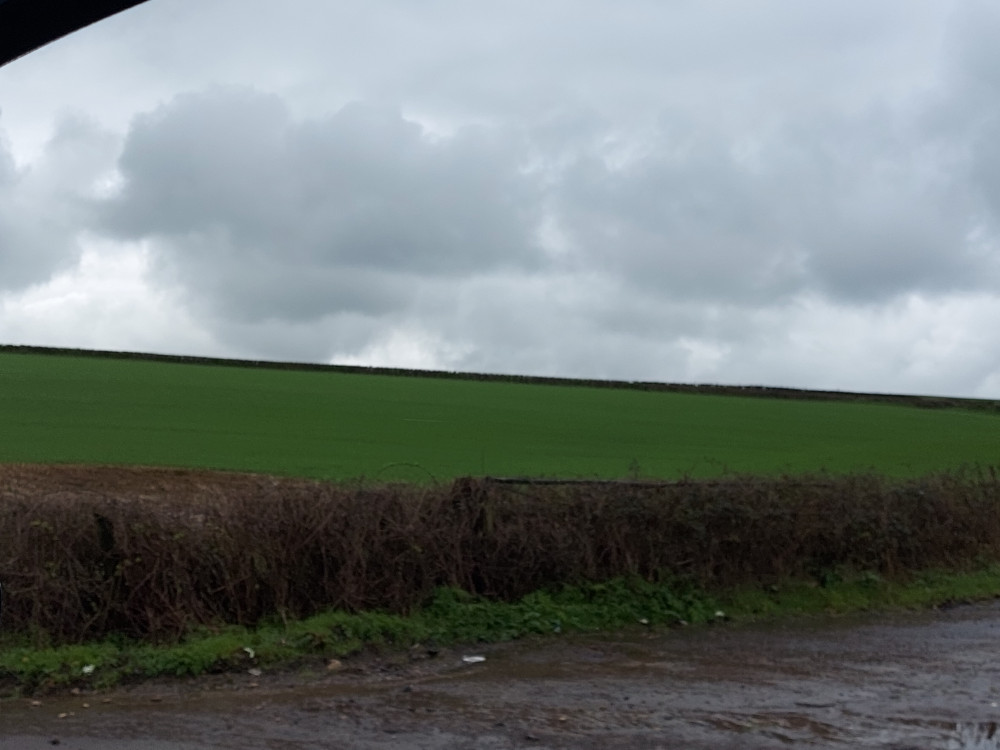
[3,601,1000,749]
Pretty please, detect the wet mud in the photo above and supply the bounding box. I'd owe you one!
[3,602,1000,749]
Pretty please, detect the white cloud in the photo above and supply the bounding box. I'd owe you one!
[0,237,219,356]
[335,326,472,372]
[729,293,1000,396]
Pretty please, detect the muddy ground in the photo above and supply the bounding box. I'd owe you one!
[3,602,1000,749]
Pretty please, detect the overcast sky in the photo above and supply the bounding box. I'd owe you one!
[1,0,999,397]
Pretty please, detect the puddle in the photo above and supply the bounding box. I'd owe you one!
[3,603,1000,748]
[948,723,1000,750]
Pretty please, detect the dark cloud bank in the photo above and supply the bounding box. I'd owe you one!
[89,67,998,372]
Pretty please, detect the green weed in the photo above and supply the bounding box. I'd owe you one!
[3,569,1000,697]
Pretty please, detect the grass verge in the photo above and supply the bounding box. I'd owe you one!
[3,567,999,697]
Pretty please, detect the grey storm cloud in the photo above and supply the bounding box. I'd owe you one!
[952,8,1000,236]
[0,114,116,291]
[555,104,996,305]
[99,87,543,323]
[97,73,1000,330]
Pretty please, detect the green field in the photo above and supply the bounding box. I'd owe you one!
[1,349,998,481]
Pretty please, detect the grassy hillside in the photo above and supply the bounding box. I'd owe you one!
[1,348,998,480]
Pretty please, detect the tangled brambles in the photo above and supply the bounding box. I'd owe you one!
[1,464,999,644]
